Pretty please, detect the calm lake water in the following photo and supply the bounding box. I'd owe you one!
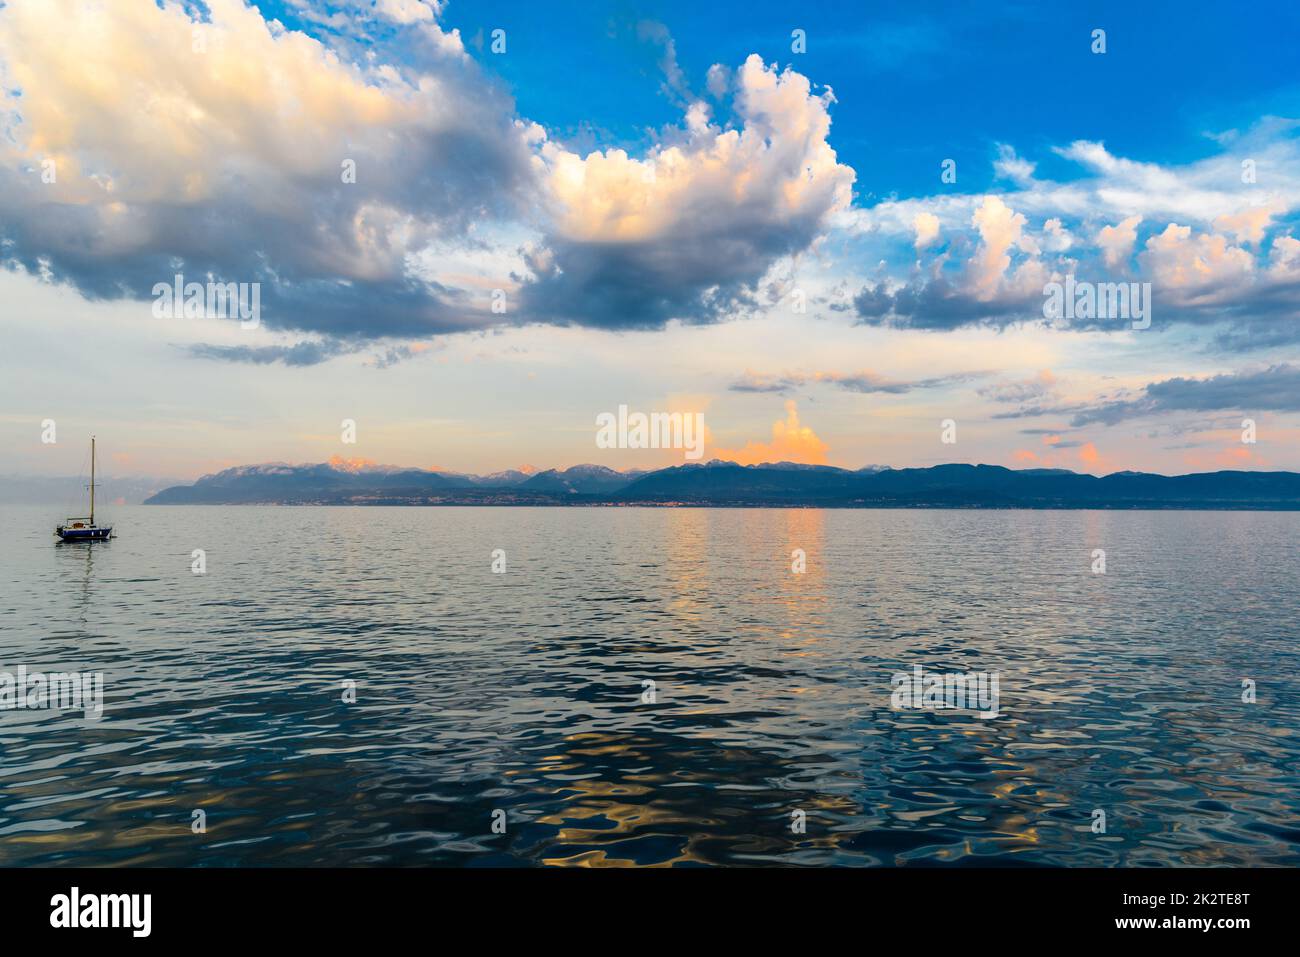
[1,505,1297,867]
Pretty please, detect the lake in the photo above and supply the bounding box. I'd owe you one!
[1,505,1297,866]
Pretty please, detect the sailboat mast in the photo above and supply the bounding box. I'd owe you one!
[90,436,95,526]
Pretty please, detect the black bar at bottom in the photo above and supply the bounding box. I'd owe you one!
[0,867,1281,942]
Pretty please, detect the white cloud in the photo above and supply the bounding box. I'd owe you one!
[1097,215,1142,270]
[1269,234,1300,277]
[374,0,439,25]
[912,212,941,251]
[994,144,1036,185]
[1139,224,1255,304]
[539,55,852,244]
[1042,217,1073,253]
[706,63,730,98]
[1213,202,1282,245]
[969,196,1028,299]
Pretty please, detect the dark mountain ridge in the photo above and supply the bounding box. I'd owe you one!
[143,460,1300,509]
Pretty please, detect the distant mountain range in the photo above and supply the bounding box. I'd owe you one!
[140,460,1300,509]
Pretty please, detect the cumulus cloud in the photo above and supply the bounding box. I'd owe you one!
[0,0,532,338]
[855,195,1049,330]
[373,0,440,26]
[1097,215,1142,270]
[1041,218,1073,253]
[0,6,857,346]
[520,54,856,329]
[1140,223,1300,348]
[712,399,829,465]
[968,195,1030,298]
[1213,202,1281,245]
[913,212,941,251]
[705,64,730,99]
[850,122,1300,346]
[7,0,1300,372]
[1139,224,1255,304]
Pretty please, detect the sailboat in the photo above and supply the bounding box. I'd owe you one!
[55,436,113,542]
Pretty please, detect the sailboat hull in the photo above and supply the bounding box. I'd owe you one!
[55,526,112,542]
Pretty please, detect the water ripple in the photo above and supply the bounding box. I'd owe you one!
[1,505,1297,866]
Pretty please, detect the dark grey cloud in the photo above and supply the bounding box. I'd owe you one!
[1208,300,1300,352]
[853,277,1042,331]
[518,196,836,330]
[852,269,1300,351]
[991,402,1086,420]
[730,369,991,395]
[517,236,763,331]
[185,336,441,368]
[370,343,429,369]
[1016,427,1083,448]
[186,340,359,367]
[1069,364,1300,426]
[1,127,532,337]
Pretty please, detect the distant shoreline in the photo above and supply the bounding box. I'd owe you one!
[141,460,1300,511]
[139,500,1300,511]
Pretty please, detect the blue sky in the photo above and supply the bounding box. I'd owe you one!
[255,0,1300,198]
[1,0,1298,481]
